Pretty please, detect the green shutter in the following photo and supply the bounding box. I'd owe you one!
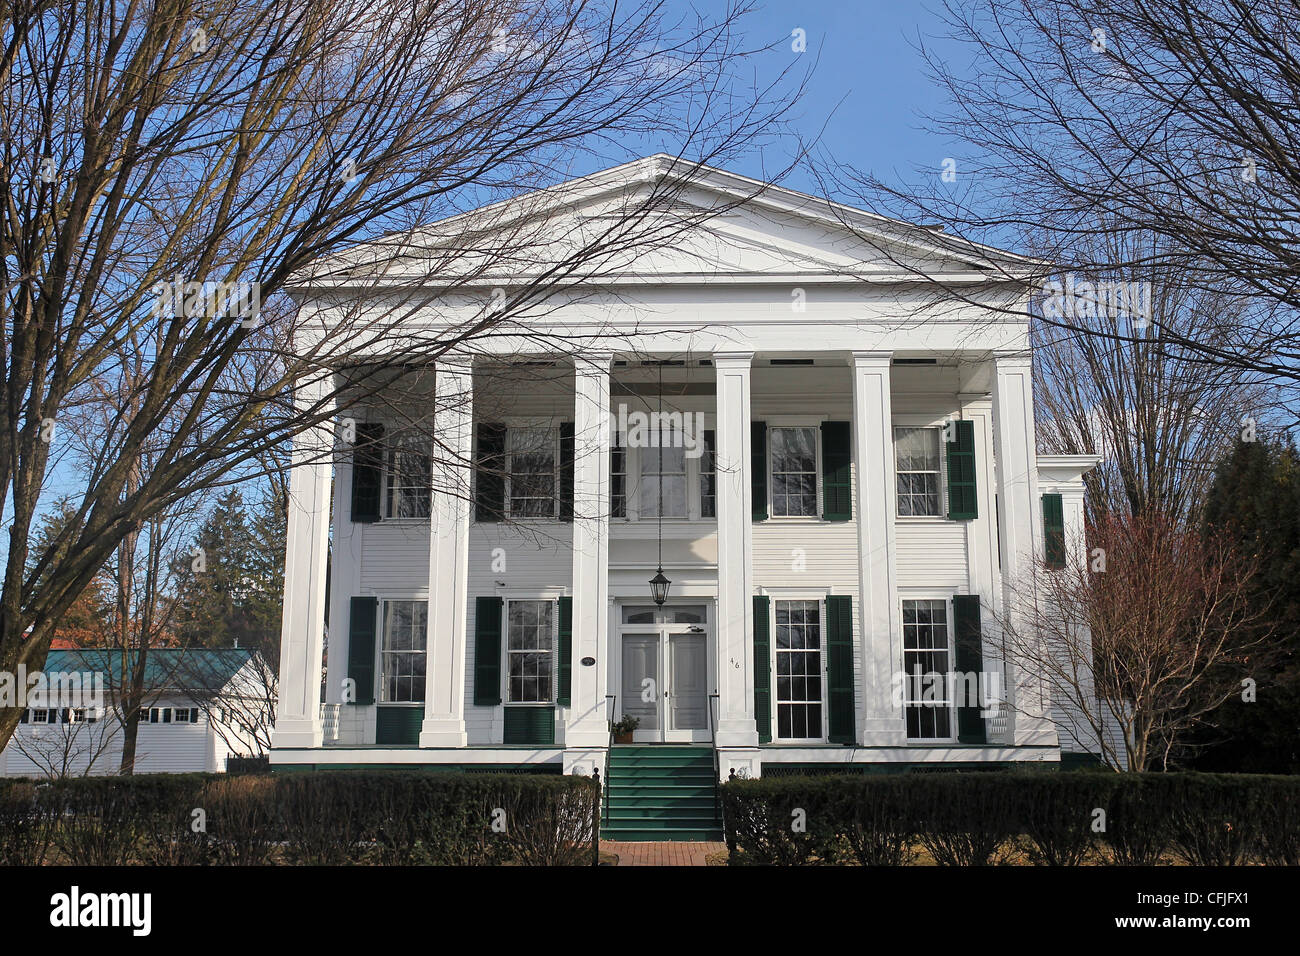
[557,596,573,706]
[503,706,556,745]
[474,424,506,522]
[1043,493,1066,569]
[953,595,986,744]
[347,596,377,705]
[751,421,768,521]
[820,420,852,521]
[350,423,384,523]
[473,596,503,705]
[753,595,772,743]
[826,595,855,744]
[946,419,978,520]
[375,707,422,745]
[559,422,575,521]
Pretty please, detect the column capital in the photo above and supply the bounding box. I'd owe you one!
[849,350,893,367]
[574,353,613,373]
[712,351,753,367]
[992,350,1032,369]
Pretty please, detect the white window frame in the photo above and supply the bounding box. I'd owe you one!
[504,423,560,520]
[384,438,432,520]
[503,597,558,705]
[770,596,828,742]
[615,414,717,522]
[901,596,957,742]
[378,598,428,704]
[893,422,946,519]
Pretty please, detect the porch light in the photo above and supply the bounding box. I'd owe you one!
[649,569,671,606]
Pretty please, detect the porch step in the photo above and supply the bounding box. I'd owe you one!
[601,746,722,842]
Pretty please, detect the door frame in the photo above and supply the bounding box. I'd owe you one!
[614,601,714,743]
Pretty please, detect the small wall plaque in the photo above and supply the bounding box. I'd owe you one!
[580,656,596,667]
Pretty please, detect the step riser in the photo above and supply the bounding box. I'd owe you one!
[603,747,721,842]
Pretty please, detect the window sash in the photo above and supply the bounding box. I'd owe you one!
[386,444,431,519]
[902,599,954,739]
[895,427,942,517]
[699,430,716,518]
[774,599,824,740]
[769,426,818,517]
[637,425,688,518]
[381,600,428,703]
[507,428,558,518]
[507,600,555,703]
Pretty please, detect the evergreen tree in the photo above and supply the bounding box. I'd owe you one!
[173,488,285,669]
[1193,435,1300,772]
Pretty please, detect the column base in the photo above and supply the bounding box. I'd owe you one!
[860,715,907,746]
[1013,715,1059,747]
[563,748,607,777]
[562,723,609,749]
[271,718,322,749]
[717,747,761,780]
[714,719,760,748]
[419,717,467,748]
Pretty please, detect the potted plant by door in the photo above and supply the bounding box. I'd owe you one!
[611,716,640,744]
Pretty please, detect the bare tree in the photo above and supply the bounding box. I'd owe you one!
[997,511,1275,770]
[8,708,119,780]
[0,0,805,750]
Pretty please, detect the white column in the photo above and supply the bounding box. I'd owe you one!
[566,355,612,749]
[271,374,335,749]
[713,352,759,748]
[851,352,906,745]
[991,352,1055,745]
[420,360,474,747]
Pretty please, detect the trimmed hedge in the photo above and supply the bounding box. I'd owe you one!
[721,771,1300,865]
[0,771,598,866]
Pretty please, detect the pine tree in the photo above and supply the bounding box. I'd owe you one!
[1193,435,1300,772]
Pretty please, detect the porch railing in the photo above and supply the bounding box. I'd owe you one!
[708,692,722,831]
[602,694,617,828]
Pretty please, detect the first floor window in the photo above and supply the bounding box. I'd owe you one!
[381,600,428,703]
[774,600,823,740]
[508,428,558,517]
[770,426,818,516]
[902,599,953,739]
[507,600,554,702]
[895,427,942,516]
[386,441,431,518]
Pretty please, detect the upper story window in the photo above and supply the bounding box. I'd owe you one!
[699,430,716,519]
[507,427,558,518]
[895,427,942,517]
[639,424,687,518]
[611,439,627,518]
[770,426,818,517]
[507,600,554,703]
[381,600,427,703]
[386,442,431,519]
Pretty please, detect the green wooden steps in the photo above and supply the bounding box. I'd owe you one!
[600,745,722,842]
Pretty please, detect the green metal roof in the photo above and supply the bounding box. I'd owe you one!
[40,647,255,693]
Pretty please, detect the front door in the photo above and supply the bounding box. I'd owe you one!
[617,604,712,743]
[621,633,660,737]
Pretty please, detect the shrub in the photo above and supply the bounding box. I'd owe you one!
[204,775,279,865]
[912,772,1016,866]
[0,779,56,865]
[1011,771,1115,866]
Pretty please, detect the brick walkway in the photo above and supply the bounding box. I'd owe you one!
[601,841,725,866]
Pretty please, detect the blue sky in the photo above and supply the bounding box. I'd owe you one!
[672,0,967,199]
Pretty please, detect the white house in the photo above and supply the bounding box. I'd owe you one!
[3,648,273,778]
[270,156,1099,838]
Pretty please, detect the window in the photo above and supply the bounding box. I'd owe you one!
[380,600,428,703]
[770,426,818,517]
[774,600,824,740]
[620,604,707,625]
[699,430,716,518]
[507,600,554,703]
[638,424,687,518]
[148,707,172,723]
[902,599,953,739]
[895,427,942,516]
[173,708,200,724]
[386,442,431,518]
[507,428,558,517]
[611,439,626,518]
[32,709,49,724]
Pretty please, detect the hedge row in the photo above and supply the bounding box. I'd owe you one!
[720,771,1300,865]
[0,771,598,866]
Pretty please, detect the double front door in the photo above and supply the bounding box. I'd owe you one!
[618,604,711,743]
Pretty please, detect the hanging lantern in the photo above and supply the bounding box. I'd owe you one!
[649,568,671,606]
